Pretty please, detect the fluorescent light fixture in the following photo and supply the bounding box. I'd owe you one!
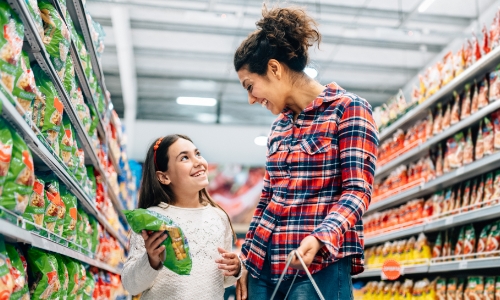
[418,0,436,13]
[176,97,217,106]
[254,136,267,146]
[304,67,318,79]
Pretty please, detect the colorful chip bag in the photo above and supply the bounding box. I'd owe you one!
[478,224,493,257]
[0,1,24,94]
[0,118,13,197]
[5,244,29,300]
[461,84,472,119]
[464,128,474,165]
[37,172,64,235]
[471,81,480,114]
[478,76,490,109]
[486,220,500,256]
[451,91,461,125]
[60,256,79,300]
[484,276,495,300]
[23,176,46,231]
[26,248,60,299]
[12,51,38,118]
[463,224,476,256]
[60,115,75,170]
[82,271,95,300]
[60,185,77,242]
[25,0,44,39]
[53,254,68,300]
[483,117,495,156]
[0,237,14,299]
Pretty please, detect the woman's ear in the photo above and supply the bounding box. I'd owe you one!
[268,59,282,79]
[156,171,171,185]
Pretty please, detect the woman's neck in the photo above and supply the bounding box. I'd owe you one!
[285,78,326,117]
[171,190,205,208]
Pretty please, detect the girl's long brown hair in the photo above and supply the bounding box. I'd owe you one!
[138,134,235,238]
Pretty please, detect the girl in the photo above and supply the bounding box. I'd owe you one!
[233,5,378,300]
[122,134,243,299]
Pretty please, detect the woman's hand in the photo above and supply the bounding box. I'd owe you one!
[236,265,248,300]
[215,247,241,276]
[290,236,324,270]
[141,230,167,270]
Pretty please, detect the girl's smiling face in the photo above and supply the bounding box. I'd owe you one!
[160,138,209,192]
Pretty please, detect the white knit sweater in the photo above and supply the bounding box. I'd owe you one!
[122,203,240,299]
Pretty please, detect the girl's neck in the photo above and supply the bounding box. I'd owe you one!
[171,190,205,208]
[285,78,326,117]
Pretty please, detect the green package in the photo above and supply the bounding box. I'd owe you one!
[77,263,86,296]
[23,176,46,231]
[88,104,99,137]
[63,54,75,95]
[53,254,68,300]
[25,0,44,38]
[89,215,99,253]
[124,208,192,275]
[0,128,34,215]
[60,185,77,242]
[0,236,13,299]
[27,248,60,299]
[32,64,64,151]
[60,256,79,300]
[38,0,70,80]
[6,244,29,300]
[467,276,484,298]
[0,118,13,197]
[86,166,96,197]
[77,209,92,251]
[82,270,95,300]
[477,224,492,256]
[0,1,24,96]
[37,171,65,235]
[12,51,38,118]
[60,115,76,170]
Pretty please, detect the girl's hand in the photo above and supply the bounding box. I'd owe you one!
[289,236,324,270]
[215,247,241,276]
[236,266,248,300]
[141,230,167,270]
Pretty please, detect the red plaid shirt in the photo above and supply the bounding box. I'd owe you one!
[240,82,379,282]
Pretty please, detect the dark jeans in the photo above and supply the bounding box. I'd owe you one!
[247,256,354,300]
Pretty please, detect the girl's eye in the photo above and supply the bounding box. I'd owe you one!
[181,156,188,161]
[196,152,202,157]
[246,85,252,92]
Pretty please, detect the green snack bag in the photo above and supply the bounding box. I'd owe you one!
[23,176,46,231]
[0,237,14,299]
[37,171,65,235]
[0,128,34,216]
[60,185,77,242]
[60,115,76,170]
[61,256,79,300]
[38,0,70,80]
[77,209,92,250]
[0,118,13,197]
[0,1,24,96]
[26,248,60,299]
[89,215,99,253]
[32,64,64,152]
[12,51,38,118]
[477,223,492,257]
[25,0,44,38]
[63,54,75,96]
[53,254,68,300]
[82,270,95,300]
[77,263,86,295]
[124,208,192,275]
[5,244,29,300]
[87,104,99,137]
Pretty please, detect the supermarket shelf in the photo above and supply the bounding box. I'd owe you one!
[108,144,121,176]
[365,224,425,246]
[428,257,500,273]
[354,268,381,278]
[67,0,108,97]
[367,150,500,215]
[96,211,128,248]
[353,264,430,279]
[0,218,121,274]
[379,45,500,142]
[107,183,126,221]
[376,99,500,179]
[425,204,500,233]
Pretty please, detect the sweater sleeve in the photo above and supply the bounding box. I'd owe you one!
[220,210,242,288]
[121,232,162,295]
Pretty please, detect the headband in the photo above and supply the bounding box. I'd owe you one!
[153,137,164,170]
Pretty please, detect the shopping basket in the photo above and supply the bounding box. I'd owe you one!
[270,250,325,300]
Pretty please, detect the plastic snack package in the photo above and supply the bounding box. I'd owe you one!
[26,248,60,299]
[446,278,457,300]
[484,276,495,300]
[443,188,455,214]
[466,276,484,300]
[454,45,466,77]
[486,220,500,256]
[32,64,64,152]
[451,91,461,125]
[0,237,14,299]
[435,144,444,177]
[442,102,451,130]
[23,176,46,231]
[476,121,485,161]
[462,180,472,211]
[463,224,476,256]
[76,263,86,299]
[83,270,95,300]
[442,52,455,85]
[0,128,34,215]
[432,232,442,258]
[490,65,500,101]
[38,0,70,80]
[60,185,77,242]
[463,128,474,165]
[436,277,446,300]
[60,256,79,300]
[477,224,493,257]
[25,0,44,39]
[457,278,466,299]
[491,11,500,49]
[492,111,500,151]
[59,115,76,171]
[37,171,65,235]
[478,76,490,109]
[53,254,69,300]
[483,25,492,55]
[471,81,480,115]
[472,33,482,64]
[0,1,24,94]
[12,51,38,118]
[415,233,432,260]
[483,172,494,205]
[124,209,193,275]
[492,171,500,204]
[474,176,485,209]
[454,226,465,257]
[0,118,13,197]
[5,244,28,300]
[63,54,75,95]
[484,117,495,156]
[461,84,472,119]
[453,185,462,214]
[495,276,500,300]
[425,110,434,139]
[446,133,464,169]
[433,104,443,135]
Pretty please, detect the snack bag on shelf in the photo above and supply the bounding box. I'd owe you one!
[463,224,476,256]
[478,224,493,257]
[466,276,484,300]
[77,209,92,251]
[446,278,457,300]
[0,237,14,299]
[77,263,86,298]
[457,278,466,299]
[0,119,13,197]
[0,129,34,215]
[472,33,482,64]
[492,171,500,204]
[464,39,473,68]
[443,188,455,214]
[32,64,64,152]
[442,52,455,85]
[446,133,465,169]
[443,230,452,260]
[38,0,71,80]
[83,270,95,300]
[63,54,75,95]
[453,185,463,214]
[484,117,495,155]
[427,64,442,98]
[60,185,77,242]
[471,81,480,114]
[60,115,76,171]
[89,216,99,253]
[26,248,60,299]
[432,232,442,258]
[53,254,69,300]
[483,25,491,55]
[12,51,38,118]
[451,91,461,125]
[435,144,444,177]
[25,0,44,39]
[38,172,64,235]
[442,103,452,131]
[491,11,500,49]
[490,65,500,101]
[486,220,500,256]
[484,276,495,300]
[454,46,466,77]
[478,76,490,109]
[433,103,443,135]
[61,256,79,300]
[474,176,485,209]
[23,176,46,231]
[5,244,28,300]
[496,276,500,300]
[436,277,446,300]
[483,172,494,205]
[415,233,432,261]
[0,1,24,94]
[425,110,434,139]
[476,122,485,162]
[462,180,472,211]
[461,84,472,119]
[492,111,500,151]
[454,226,465,257]
[463,128,474,165]
[124,209,193,275]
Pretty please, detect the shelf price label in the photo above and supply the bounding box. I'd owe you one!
[382,259,402,281]
[458,260,468,269]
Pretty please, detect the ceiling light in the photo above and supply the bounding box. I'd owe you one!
[408,31,414,36]
[304,67,318,79]
[221,14,226,18]
[254,136,267,146]
[418,0,436,13]
[176,97,217,106]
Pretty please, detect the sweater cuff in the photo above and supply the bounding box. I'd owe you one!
[139,252,162,279]
[233,256,244,280]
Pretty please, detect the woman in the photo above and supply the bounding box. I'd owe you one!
[233,5,379,300]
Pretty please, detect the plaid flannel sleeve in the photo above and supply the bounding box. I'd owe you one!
[240,169,272,261]
[311,97,379,258]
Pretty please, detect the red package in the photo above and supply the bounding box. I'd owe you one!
[451,91,461,125]
[432,232,442,258]
[463,224,476,256]
[483,117,494,156]
[464,128,474,165]
[464,40,473,68]
[433,104,443,135]
[454,226,465,257]
[421,157,436,182]
[471,81,480,114]
[483,25,492,55]
[491,11,500,49]
[492,111,500,150]
[435,144,444,177]
[442,103,451,131]
[461,84,472,119]
[462,180,472,211]
[422,197,434,218]
[477,224,492,257]
[454,185,462,214]
[472,33,482,64]
[484,172,494,205]
[476,120,485,161]
[489,67,500,101]
[478,76,490,109]
[486,220,500,256]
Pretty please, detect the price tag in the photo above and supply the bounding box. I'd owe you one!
[456,167,465,175]
[459,260,468,269]
[445,216,454,225]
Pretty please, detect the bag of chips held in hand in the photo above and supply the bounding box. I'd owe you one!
[124,208,193,275]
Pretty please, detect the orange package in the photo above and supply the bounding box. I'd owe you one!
[489,66,500,101]
[443,188,455,214]
[421,156,436,182]
[474,176,485,209]
[483,25,491,55]
[471,81,480,114]
[464,128,474,165]
[462,180,472,211]
[472,33,482,64]
[461,84,472,119]
[435,144,444,176]
[477,224,492,257]
[483,117,495,156]
[484,172,494,205]
[454,185,462,214]
[425,110,434,139]
[432,232,442,259]
[478,76,490,109]
[441,51,455,85]
[454,226,465,257]
[463,224,476,256]
[476,120,485,161]
[451,91,461,125]
[442,103,451,131]
[492,111,500,150]
[470,179,478,211]
[454,45,466,77]
[464,40,474,68]
[433,104,443,135]
[422,197,434,218]
[492,171,500,205]
[446,133,465,169]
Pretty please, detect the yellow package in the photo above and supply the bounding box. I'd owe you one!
[405,236,416,265]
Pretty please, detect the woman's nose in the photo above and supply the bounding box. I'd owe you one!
[248,93,257,105]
